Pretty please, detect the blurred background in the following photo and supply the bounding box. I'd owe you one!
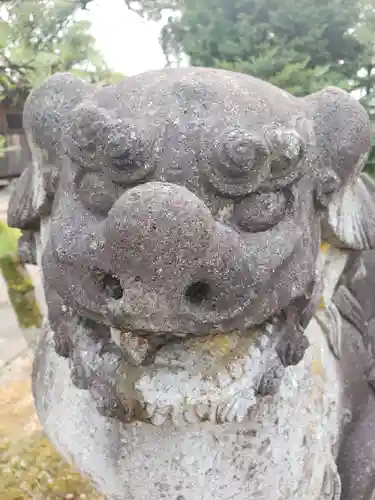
[1,0,375,498]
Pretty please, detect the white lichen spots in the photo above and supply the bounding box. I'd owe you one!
[150,409,170,426]
[216,371,233,388]
[183,406,200,424]
[227,359,245,380]
[127,328,280,427]
[217,389,256,423]
[145,403,156,418]
[195,403,210,420]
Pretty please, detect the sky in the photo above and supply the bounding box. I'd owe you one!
[79,0,169,76]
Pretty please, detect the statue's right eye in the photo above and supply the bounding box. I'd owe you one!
[202,128,272,197]
[111,148,134,169]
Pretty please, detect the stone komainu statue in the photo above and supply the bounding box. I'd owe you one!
[7,67,375,500]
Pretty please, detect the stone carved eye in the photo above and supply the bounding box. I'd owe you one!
[65,103,156,185]
[233,190,289,232]
[204,128,272,197]
[264,128,304,180]
[64,103,106,169]
[103,127,155,184]
[111,148,134,169]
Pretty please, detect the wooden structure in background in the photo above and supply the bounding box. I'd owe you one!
[0,95,31,179]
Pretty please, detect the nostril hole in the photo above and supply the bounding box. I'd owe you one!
[185,281,211,305]
[102,274,123,300]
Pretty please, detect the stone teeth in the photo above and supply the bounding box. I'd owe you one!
[171,408,185,427]
[150,408,170,426]
[216,391,257,423]
[145,403,156,418]
[195,403,210,420]
[216,402,229,423]
[183,406,200,424]
[208,403,218,423]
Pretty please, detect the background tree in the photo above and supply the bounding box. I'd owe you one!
[122,0,365,95]
[0,0,124,99]
[124,0,181,21]
[351,0,375,174]
[123,0,375,174]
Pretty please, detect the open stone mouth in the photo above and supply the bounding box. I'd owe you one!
[70,227,326,426]
[109,321,285,426]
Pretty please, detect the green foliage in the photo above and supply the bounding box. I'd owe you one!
[0,357,105,499]
[0,0,124,99]
[0,433,104,499]
[0,221,21,260]
[0,222,42,330]
[125,0,182,21]
[158,0,364,96]
[214,54,348,97]
[364,129,375,177]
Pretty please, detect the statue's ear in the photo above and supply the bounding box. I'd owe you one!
[7,73,93,230]
[321,172,375,250]
[7,161,59,230]
[304,86,374,249]
[23,72,93,154]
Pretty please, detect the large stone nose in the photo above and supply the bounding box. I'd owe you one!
[102,182,258,333]
[103,182,216,281]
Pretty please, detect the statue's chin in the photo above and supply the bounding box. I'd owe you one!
[111,325,285,426]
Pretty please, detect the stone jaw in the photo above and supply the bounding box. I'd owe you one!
[105,324,286,426]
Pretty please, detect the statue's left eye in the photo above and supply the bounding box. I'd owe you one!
[110,147,145,173]
[111,148,134,169]
[104,129,156,185]
[265,129,304,180]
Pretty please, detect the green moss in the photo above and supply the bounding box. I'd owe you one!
[0,221,21,260]
[0,432,105,499]
[0,221,42,330]
[0,365,105,500]
[0,254,42,329]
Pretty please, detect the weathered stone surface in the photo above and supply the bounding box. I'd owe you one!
[33,315,343,500]
[7,67,375,499]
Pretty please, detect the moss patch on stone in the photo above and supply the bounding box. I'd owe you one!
[0,433,105,500]
[0,355,105,500]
